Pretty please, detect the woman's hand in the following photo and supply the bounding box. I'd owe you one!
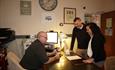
[83,58,94,63]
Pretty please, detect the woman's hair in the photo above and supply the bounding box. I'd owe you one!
[86,22,101,35]
[86,22,105,43]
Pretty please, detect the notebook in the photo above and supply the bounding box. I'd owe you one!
[66,55,81,60]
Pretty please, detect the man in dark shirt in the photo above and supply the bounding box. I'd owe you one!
[20,31,60,70]
[70,17,90,58]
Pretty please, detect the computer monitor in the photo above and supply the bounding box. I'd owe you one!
[47,32,58,44]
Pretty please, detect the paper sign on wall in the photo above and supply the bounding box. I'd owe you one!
[105,18,112,36]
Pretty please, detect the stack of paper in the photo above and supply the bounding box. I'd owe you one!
[66,55,81,60]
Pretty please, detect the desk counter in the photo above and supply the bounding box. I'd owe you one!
[44,54,101,70]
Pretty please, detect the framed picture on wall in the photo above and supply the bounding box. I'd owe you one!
[20,1,31,15]
[64,7,76,24]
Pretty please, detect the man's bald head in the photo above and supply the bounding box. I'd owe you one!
[37,31,47,44]
[37,31,46,38]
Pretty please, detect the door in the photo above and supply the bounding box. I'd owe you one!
[101,10,115,56]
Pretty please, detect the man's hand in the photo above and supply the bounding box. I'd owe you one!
[52,49,57,55]
[47,49,57,57]
[54,52,61,60]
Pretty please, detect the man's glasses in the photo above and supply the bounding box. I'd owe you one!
[40,36,47,39]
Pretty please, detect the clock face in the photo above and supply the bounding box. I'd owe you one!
[39,0,57,11]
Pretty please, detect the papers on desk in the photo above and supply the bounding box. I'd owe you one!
[66,55,81,60]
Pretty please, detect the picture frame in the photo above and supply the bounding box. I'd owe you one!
[64,7,76,24]
[20,1,31,15]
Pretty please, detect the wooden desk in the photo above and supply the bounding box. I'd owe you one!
[44,53,101,70]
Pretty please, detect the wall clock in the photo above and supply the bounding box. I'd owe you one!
[39,0,57,11]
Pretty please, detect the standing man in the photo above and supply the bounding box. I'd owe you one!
[20,31,60,70]
[70,17,90,58]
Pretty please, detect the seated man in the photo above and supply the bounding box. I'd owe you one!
[20,31,60,70]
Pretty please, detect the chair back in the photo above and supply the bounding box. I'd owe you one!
[7,51,26,70]
[104,56,115,70]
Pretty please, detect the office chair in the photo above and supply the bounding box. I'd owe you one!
[104,56,115,70]
[7,51,26,70]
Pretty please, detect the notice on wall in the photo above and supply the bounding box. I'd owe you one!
[20,0,31,15]
[105,18,112,36]
[84,14,101,27]
[41,12,55,24]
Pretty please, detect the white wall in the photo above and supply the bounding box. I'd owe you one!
[101,0,115,12]
[0,0,115,35]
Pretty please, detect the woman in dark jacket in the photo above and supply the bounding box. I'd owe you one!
[83,22,106,67]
